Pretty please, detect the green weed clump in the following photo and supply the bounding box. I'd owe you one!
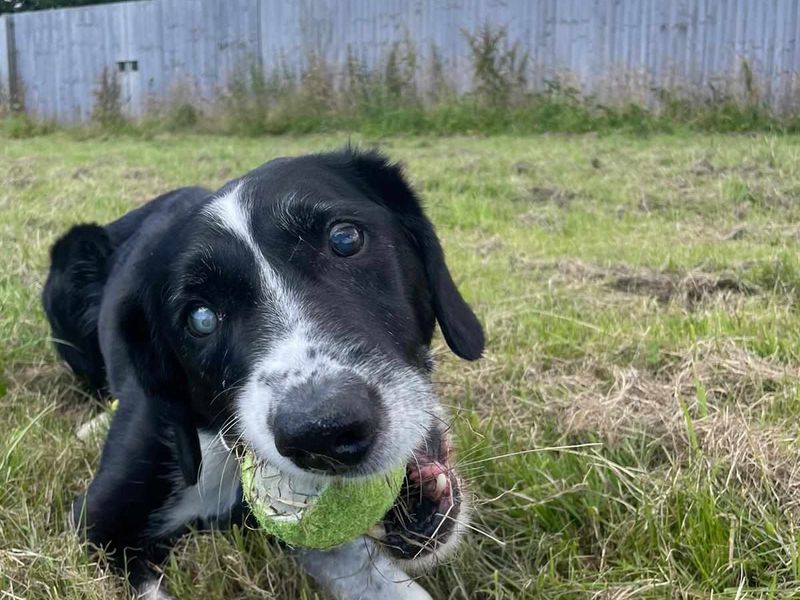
[90,67,126,132]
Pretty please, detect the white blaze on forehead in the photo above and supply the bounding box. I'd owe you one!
[202,183,302,328]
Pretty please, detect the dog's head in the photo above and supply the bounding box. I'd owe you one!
[115,149,483,561]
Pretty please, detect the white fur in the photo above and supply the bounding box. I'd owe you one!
[203,185,436,486]
[150,431,240,537]
[238,328,347,483]
[298,537,433,600]
[239,326,438,483]
[203,183,302,327]
[136,578,175,600]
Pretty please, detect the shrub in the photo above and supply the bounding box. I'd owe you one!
[90,67,126,131]
[463,24,528,108]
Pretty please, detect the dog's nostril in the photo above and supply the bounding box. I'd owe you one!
[331,426,374,459]
[334,430,366,450]
[275,419,375,472]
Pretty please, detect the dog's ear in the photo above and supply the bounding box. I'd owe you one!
[345,149,485,360]
[114,291,202,485]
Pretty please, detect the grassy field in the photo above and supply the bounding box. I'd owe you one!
[4,132,800,599]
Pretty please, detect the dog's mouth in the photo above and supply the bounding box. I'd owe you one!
[374,429,462,562]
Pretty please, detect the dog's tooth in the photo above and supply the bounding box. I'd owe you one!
[435,473,447,496]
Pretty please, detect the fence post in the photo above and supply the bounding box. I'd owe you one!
[4,14,21,111]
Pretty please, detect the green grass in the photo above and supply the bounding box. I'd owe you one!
[4,95,796,140]
[4,131,800,598]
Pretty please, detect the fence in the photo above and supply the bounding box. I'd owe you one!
[1,0,799,123]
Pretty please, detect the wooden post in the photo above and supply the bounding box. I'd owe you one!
[5,15,20,111]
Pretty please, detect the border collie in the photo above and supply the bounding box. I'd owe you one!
[42,149,484,600]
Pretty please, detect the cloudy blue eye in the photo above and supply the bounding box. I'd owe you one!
[329,223,364,257]
[187,306,218,336]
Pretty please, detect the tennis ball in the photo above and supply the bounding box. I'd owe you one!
[241,451,404,549]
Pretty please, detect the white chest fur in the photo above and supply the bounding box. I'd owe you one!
[150,431,241,537]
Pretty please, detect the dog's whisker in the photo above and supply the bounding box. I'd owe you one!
[440,513,506,547]
[455,443,602,469]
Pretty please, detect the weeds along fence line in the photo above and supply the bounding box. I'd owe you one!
[1,0,800,134]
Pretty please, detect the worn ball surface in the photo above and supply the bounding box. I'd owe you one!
[241,452,404,549]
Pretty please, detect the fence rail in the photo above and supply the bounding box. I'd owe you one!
[0,0,798,123]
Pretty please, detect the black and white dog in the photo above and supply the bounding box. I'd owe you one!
[43,149,484,600]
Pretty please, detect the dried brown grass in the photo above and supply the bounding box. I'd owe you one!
[555,341,800,510]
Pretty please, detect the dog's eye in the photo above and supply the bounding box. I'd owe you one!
[187,306,218,336]
[329,223,364,257]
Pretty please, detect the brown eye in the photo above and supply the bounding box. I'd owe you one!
[329,223,364,257]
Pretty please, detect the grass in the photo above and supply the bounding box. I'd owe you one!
[4,93,794,140]
[4,131,800,598]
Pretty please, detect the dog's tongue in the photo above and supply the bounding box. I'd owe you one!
[378,439,461,560]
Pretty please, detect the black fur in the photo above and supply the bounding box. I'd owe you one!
[43,150,483,593]
[42,223,113,394]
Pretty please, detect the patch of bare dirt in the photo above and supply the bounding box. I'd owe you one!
[721,225,748,240]
[5,360,99,419]
[691,158,716,176]
[507,258,756,307]
[216,166,233,179]
[610,271,755,305]
[690,158,765,178]
[9,362,69,390]
[734,202,750,221]
[460,157,484,173]
[512,160,533,174]
[473,234,505,258]
[2,164,39,188]
[518,211,561,231]
[123,167,154,180]
[517,186,576,208]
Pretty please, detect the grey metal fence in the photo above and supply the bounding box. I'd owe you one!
[1,0,798,123]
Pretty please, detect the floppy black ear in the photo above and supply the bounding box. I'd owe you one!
[115,295,202,485]
[343,149,485,360]
[403,213,486,360]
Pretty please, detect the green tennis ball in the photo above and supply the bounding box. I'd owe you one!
[241,451,404,549]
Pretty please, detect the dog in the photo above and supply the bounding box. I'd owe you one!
[42,148,484,600]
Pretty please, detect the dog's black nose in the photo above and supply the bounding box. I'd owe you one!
[272,375,379,473]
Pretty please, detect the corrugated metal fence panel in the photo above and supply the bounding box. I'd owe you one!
[157,0,259,102]
[4,0,800,122]
[13,4,120,121]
